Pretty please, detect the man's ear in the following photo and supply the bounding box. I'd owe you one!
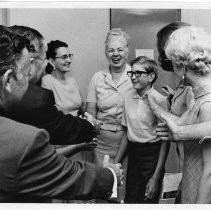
[2,69,13,93]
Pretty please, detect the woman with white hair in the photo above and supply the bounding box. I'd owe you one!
[86,28,133,202]
[150,25,211,203]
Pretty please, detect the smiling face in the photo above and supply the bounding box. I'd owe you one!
[105,36,129,71]
[52,47,72,73]
[130,64,153,94]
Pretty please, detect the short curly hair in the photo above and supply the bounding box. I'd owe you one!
[165,26,211,75]
[105,28,130,50]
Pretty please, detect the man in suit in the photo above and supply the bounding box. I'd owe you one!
[0,25,122,202]
[7,25,98,146]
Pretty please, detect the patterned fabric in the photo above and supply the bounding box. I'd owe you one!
[86,64,133,202]
[181,85,211,203]
[171,85,194,173]
[86,64,133,131]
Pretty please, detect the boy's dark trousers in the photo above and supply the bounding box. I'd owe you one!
[124,141,164,203]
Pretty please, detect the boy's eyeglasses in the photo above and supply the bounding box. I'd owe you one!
[55,54,73,60]
[127,71,149,78]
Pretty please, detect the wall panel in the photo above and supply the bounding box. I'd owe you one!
[9,8,110,100]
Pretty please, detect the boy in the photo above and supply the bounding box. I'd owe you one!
[122,56,170,203]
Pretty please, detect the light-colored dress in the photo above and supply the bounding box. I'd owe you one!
[41,74,82,116]
[180,85,211,203]
[86,64,133,165]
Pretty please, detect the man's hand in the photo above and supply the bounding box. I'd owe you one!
[79,138,98,151]
[103,155,124,186]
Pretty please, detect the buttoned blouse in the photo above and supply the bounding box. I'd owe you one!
[86,64,133,131]
[41,74,82,116]
[122,87,168,143]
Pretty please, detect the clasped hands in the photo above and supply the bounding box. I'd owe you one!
[103,155,124,186]
[80,112,103,135]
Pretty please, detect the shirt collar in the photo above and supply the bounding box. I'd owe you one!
[103,64,131,87]
[132,86,154,99]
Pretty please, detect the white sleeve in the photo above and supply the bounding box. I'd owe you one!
[86,74,97,103]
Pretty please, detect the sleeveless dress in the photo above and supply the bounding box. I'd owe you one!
[181,85,211,203]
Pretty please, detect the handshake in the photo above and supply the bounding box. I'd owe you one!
[83,112,103,134]
[103,155,124,186]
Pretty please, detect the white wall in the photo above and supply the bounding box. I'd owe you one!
[8,9,110,101]
[182,9,211,34]
[0,9,7,25]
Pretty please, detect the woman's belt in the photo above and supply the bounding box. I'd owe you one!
[100,123,124,131]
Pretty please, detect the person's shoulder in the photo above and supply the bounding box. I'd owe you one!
[66,75,77,84]
[0,116,49,154]
[42,74,52,80]
[123,89,137,107]
[41,74,55,84]
[27,84,55,107]
[150,88,168,105]
[35,85,54,100]
[151,88,166,100]
[93,69,106,77]
[125,88,136,99]
[89,69,107,84]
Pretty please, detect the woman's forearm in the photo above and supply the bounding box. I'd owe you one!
[152,141,170,179]
[176,122,211,141]
[114,132,128,163]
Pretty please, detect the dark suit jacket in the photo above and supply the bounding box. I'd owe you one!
[2,84,96,145]
[0,116,113,202]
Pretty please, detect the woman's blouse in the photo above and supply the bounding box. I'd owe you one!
[86,64,133,131]
[122,87,168,143]
[41,74,82,116]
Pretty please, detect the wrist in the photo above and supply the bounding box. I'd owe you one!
[152,168,164,180]
[175,126,185,141]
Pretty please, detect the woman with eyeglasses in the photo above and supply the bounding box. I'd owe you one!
[41,40,98,203]
[42,40,84,116]
[86,28,133,202]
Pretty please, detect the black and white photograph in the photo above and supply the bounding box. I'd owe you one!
[0,1,211,209]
